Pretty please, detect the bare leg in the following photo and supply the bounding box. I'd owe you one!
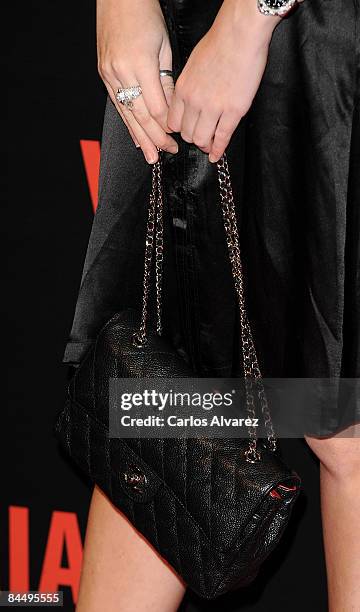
[305,428,360,612]
[76,486,186,612]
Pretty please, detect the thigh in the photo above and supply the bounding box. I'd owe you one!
[76,486,186,612]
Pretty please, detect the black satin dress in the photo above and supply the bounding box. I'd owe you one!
[63,0,360,432]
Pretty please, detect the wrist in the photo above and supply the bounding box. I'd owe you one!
[223,0,281,40]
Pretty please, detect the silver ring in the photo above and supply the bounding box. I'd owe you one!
[115,85,142,109]
[159,69,173,78]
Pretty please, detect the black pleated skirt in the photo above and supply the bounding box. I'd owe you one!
[63,0,360,432]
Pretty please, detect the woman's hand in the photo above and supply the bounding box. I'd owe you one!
[97,0,178,163]
[167,0,281,162]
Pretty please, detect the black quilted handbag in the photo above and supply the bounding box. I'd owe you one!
[55,153,301,599]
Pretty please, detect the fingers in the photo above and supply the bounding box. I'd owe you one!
[99,55,178,163]
[192,111,219,153]
[118,58,178,159]
[138,64,172,133]
[167,90,185,133]
[209,112,240,163]
[118,105,160,164]
[180,106,200,143]
[160,74,175,118]
[104,82,140,148]
[169,84,238,161]
[158,42,175,128]
[104,80,159,163]
[126,90,178,157]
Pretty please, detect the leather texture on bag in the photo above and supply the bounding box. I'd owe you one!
[55,309,301,599]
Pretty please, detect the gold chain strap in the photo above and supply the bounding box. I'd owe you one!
[132,159,164,347]
[132,151,277,461]
[216,155,277,460]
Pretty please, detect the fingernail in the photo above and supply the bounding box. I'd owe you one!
[209,154,216,163]
[135,143,141,148]
[146,156,158,164]
[168,144,178,154]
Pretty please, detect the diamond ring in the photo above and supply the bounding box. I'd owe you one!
[115,85,142,109]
